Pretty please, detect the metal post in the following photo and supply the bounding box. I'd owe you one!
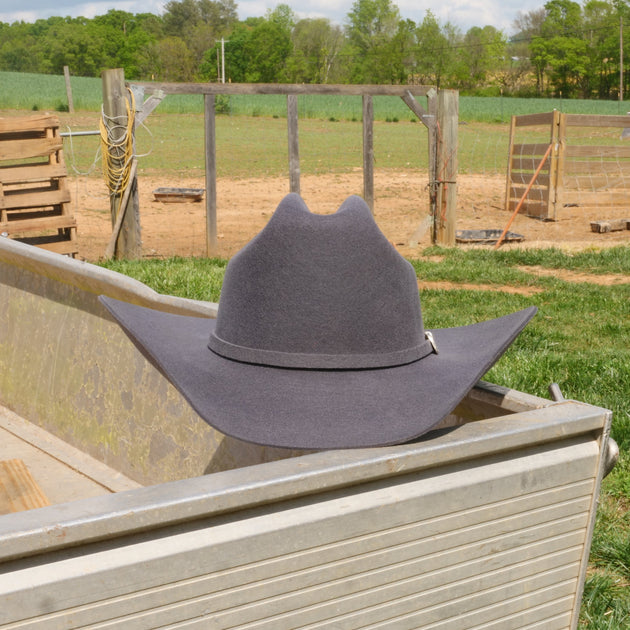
[205,94,218,255]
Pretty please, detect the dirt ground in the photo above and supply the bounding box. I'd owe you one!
[71,170,630,262]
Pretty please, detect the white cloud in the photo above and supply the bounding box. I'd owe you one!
[1,0,542,33]
[0,0,166,23]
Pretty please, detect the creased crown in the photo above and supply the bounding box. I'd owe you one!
[208,194,430,369]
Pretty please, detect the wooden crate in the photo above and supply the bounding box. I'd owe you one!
[0,114,78,256]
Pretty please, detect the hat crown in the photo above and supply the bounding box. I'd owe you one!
[209,194,429,369]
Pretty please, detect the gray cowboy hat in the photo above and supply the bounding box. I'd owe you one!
[100,194,536,449]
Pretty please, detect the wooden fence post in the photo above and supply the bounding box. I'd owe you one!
[204,94,218,255]
[550,109,565,220]
[435,89,458,245]
[101,68,141,259]
[63,66,74,114]
[362,95,374,214]
[287,95,300,195]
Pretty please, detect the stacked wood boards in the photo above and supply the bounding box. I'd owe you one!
[0,114,77,256]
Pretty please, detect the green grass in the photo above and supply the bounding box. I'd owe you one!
[3,70,630,122]
[99,245,630,627]
[52,110,506,178]
[99,256,227,302]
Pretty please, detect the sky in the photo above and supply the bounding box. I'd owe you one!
[0,0,543,35]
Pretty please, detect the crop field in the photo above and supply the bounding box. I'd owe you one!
[3,70,630,122]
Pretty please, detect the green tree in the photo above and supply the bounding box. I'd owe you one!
[287,18,345,83]
[162,0,238,71]
[0,21,40,72]
[533,0,590,96]
[163,0,200,37]
[345,0,401,82]
[265,3,296,34]
[508,8,546,95]
[415,11,460,88]
[460,25,506,90]
[145,36,196,80]
[244,19,292,82]
[391,18,417,83]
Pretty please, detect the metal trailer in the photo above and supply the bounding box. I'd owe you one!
[0,236,617,629]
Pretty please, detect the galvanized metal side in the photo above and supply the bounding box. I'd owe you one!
[0,423,606,629]
[0,237,302,485]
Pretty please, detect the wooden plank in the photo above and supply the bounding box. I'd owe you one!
[514,112,556,127]
[0,163,67,184]
[567,190,630,205]
[590,218,630,232]
[508,199,549,218]
[566,145,630,159]
[400,90,434,129]
[513,143,555,156]
[565,113,630,128]
[510,171,551,186]
[0,137,63,161]
[563,174,630,189]
[511,156,551,172]
[0,459,50,514]
[504,116,516,212]
[546,109,562,220]
[563,160,629,174]
[509,185,549,202]
[553,110,566,217]
[1,187,70,211]
[0,114,59,134]
[135,82,434,97]
[1,215,77,235]
[15,236,77,255]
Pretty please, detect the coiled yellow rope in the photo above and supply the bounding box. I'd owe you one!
[100,88,136,201]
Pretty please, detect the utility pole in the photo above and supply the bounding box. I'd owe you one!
[221,37,226,84]
[215,38,228,83]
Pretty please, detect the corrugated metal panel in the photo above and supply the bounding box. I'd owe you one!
[0,437,598,629]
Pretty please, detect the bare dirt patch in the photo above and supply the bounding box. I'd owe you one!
[518,265,630,286]
[70,171,630,262]
[417,279,543,296]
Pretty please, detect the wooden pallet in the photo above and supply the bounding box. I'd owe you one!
[0,113,78,256]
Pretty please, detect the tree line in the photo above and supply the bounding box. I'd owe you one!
[1,0,629,99]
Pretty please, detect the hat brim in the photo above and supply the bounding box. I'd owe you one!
[100,297,536,449]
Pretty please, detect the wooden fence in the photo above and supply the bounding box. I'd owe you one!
[102,71,459,257]
[505,110,630,221]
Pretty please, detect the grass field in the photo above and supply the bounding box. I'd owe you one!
[101,247,630,628]
[51,110,511,180]
[3,70,630,122]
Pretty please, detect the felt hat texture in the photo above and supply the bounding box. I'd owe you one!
[100,193,536,449]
